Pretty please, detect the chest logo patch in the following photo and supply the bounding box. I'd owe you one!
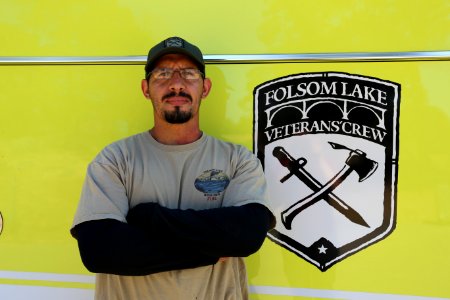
[253,72,400,271]
[194,169,230,194]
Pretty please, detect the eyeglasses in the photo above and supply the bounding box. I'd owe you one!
[147,68,204,80]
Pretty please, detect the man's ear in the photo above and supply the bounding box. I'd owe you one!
[141,79,150,99]
[202,78,212,99]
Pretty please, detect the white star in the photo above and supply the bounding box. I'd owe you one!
[318,245,327,254]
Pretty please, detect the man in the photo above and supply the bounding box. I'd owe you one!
[71,36,275,300]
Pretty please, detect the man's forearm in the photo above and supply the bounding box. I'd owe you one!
[71,219,219,276]
[127,203,275,258]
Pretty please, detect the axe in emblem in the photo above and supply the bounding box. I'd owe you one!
[273,142,377,230]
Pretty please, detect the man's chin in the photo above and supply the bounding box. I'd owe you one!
[164,110,193,124]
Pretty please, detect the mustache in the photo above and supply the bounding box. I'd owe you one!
[162,91,192,101]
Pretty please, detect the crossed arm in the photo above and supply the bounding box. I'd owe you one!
[70,202,274,276]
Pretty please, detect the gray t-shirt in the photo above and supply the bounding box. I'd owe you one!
[72,131,271,300]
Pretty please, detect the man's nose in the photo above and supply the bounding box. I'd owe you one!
[168,71,185,90]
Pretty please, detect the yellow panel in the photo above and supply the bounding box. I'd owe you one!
[237,62,450,299]
[0,65,149,275]
[0,0,449,56]
[0,61,449,298]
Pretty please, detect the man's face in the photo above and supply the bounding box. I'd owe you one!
[142,54,211,124]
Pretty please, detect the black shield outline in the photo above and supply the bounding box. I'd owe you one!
[253,71,400,271]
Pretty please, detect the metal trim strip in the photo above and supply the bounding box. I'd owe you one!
[0,270,95,284]
[0,51,449,65]
[250,285,450,300]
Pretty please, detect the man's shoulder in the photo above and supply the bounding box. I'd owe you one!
[94,132,149,163]
[205,134,256,159]
[105,131,148,149]
[205,134,246,150]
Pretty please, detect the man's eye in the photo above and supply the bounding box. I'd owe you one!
[157,71,171,78]
[182,70,195,77]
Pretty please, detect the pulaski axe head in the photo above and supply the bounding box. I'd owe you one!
[329,142,378,182]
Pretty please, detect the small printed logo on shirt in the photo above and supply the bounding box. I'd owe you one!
[194,169,230,200]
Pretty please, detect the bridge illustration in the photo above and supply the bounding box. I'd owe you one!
[264,97,387,130]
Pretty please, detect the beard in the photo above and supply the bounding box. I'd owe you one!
[163,106,193,124]
[161,91,195,124]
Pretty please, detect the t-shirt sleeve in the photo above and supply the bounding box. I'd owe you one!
[72,147,129,228]
[221,146,273,214]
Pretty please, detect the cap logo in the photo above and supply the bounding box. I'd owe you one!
[165,37,184,48]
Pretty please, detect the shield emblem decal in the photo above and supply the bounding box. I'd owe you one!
[253,72,400,271]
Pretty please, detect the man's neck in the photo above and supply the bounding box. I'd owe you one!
[149,125,202,145]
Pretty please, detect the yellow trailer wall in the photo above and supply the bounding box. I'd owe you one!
[0,1,449,299]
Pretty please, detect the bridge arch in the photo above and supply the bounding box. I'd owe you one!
[264,98,386,129]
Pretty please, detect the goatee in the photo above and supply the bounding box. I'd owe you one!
[161,91,194,123]
[164,106,192,124]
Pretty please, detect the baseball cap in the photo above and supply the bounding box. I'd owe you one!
[145,36,205,78]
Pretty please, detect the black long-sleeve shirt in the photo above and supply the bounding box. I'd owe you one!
[71,202,274,276]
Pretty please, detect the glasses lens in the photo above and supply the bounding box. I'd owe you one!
[152,69,172,79]
[151,68,202,80]
[181,69,199,79]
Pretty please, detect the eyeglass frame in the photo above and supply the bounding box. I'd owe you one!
[145,68,205,80]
